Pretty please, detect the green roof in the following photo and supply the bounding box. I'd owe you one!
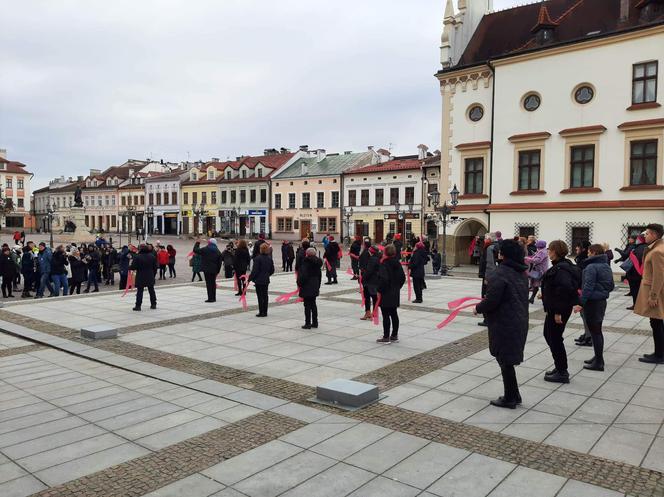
[275,151,374,179]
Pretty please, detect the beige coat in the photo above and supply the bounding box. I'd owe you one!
[634,239,664,319]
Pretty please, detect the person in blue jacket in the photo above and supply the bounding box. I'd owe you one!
[36,243,55,298]
[574,243,615,372]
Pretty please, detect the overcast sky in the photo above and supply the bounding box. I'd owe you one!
[1,0,519,188]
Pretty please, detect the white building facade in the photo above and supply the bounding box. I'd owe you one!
[437,0,664,264]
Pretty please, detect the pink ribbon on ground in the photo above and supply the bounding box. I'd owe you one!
[346,268,366,307]
[276,271,300,305]
[372,294,382,325]
[436,296,483,329]
[239,275,250,310]
[121,271,134,297]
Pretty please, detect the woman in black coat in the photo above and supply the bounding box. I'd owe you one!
[220,242,235,279]
[297,248,323,329]
[475,239,529,409]
[408,241,428,303]
[193,239,223,303]
[68,250,87,295]
[130,245,158,311]
[359,240,379,320]
[249,242,274,317]
[540,240,581,384]
[0,247,17,298]
[376,244,406,343]
[233,240,251,296]
[295,240,310,272]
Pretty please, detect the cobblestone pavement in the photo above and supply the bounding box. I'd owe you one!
[0,274,660,496]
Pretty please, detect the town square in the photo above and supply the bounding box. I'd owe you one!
[0,0,663,496]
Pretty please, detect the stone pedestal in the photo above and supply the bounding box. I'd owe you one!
[81,324,117,340]
[59,207,94,245]
[313,379,379,411]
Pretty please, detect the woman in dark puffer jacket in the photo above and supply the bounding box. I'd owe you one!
[297,248,323,329]
[475,239,529,409]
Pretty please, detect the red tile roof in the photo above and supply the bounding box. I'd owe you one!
[451,0,664,69]
[344,156,422,175]
[0,157,32,175]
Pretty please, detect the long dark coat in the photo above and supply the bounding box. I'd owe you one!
[475,259,529,366]
[298,256,323,298]
[378,256,406,308]
[249,253,274,285]
[130,249,158,287]
[362,252,381,295]
[408,248,428,279]
[233,248,251,275]
[193,242,222,275]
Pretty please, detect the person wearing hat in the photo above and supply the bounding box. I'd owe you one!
[131,244,158,311]
[474,239,529,408]
[393,233,403,260]
[193,238,223,303]
[297,247,323,329]
[525,239,549,304]
[409,241,429,303]
[634,223,664,364]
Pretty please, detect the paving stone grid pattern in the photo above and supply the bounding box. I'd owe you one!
[0,273,660,496]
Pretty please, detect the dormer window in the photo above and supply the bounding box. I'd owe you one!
[226,170,232,179]
[257,168,263,178]
[191,172,198,181]
[207,169,215,180]
[531,4,558,46]
[242,170,247,179]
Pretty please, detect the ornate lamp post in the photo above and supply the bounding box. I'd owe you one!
[121,205,137,245]
[146,205,154,237]
[427,184,459,276]
[343,206,354,244]
[46,201,57,248]
[192,202,206,235]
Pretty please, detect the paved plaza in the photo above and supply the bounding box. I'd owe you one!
[0,272,661,496]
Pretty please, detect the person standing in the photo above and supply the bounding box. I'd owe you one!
[233,240,251,296]
[220,242,235,279]
[409,241,428,303]
[193,238,223,303]
[574,244,615,372]
[36,243,55,298]
[131,244,158,311]
[349,236,362,280]
[286,242,295,272]
[167,244,177,278]
[624,234,646,310]
[191,250,203,282]
[50,245,69,297]
[393,233,403,260]
[20,246,34,298]
[0,247,17,298]
[298,247,323,329]
[474,239,529,409]
[295,239,310,272]
[249,242,274,317]
[157,246,169,280]
[540,240,581,384]
[634,223,664,364]
[359,241,379,320]
[118,246,131,290]
[525,240,549,304]
[252,233,267,259]
[281,241,289,272]
[68,249,86,295]
[431,249,441,274]
[477,233,500,326]
[324,235,340,285]
[376,244,406,343]
[84,244,100,293]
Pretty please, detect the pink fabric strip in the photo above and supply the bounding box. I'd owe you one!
[276,271,300,304]
[436,303,479,329]
[121,272,134,297]
[629,251,643,276]
[239,275,250,310]
[358,273,365,308]
[447,296,482,310]
[324,257,332,271]
[372,294,382,325]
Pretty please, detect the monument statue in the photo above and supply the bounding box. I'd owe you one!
[74,185,83,207]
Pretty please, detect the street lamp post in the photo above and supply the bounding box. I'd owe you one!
[343,206,353,244]
[146,206,154,239]
[427,185,460,276]
[46,201,57,248]
[192,203,206,235]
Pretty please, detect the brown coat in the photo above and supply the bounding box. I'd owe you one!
[634,239,664,319]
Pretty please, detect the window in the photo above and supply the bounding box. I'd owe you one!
[230,191,236,203]
[5,179,11,188]
[464,158,484,194]
[316,192,324,208]
[518,150,541,190]
[105,195,110,206]
[285,218,293,231]
[183,192,189,205]
[632,61,658,104]
[570,145,595,188]
[226,170,231,180]
[630,140,658,185]
[250,190,256,203]
[241,170,247,179]
[164,192,169,204]
[156,192,162,205]
[121,196,126,206]
[274,193,282,209]
[329,191,338,208]
[572,227,590,249]
[171,192,177,204]
[574,85,594,104]
[519,226,535,238]
[192,192,198,205]
[288,193,296,209]
[97,196,102,206]
[17,179,24,190]
[260,190,266,203]
[360,189,369,206]
[17,198,24,208]
[257,168,263,178]
[207,169,214,180]
[240,190,246,203]
[319,217,337,232]
[523,93,541,111]
[390,187,399,205]
[211,191,217,204]
[301,192,310,208]
[191,172,197,181]
[141,195,145,205]
[375,188,384,206]
[405,187,415,204]
[221,191,227,204]
[348,190,356,206]
[277,217,293,231]
[468,105,484,122]
[200,192,207,204]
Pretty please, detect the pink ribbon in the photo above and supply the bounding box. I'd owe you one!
[324,257,332,271]
[629,251,643,276]
[372,294,382,325]
[187,251,194,258]
[400,262,412,301]
[121,271,134,297]
[346,268,354,276]
[276,271,301,305]
[239,274,250,310]
[436,296,483,329]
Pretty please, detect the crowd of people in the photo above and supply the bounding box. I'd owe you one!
[474,223,664,410]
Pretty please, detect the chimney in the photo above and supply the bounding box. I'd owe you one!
[619,0,629,23]
[89,168,101,177]
[0,149,6,159]
[417,144,429,160]
[280,147,290,154]
[77,176,84,181]
[211,157,220,162]
[367,145,374,151]
[299,145,309,152]
[316,149,326,163]
[344,151,352,155]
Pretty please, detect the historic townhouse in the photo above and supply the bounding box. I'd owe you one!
[118,173,149,235]
[143,168,192,235]
[181,162,226,235]
[0,150,34,229]
[271,149,378,241]
[217,150,297,236]
[343,150,425,243]
[33,177,83,233]
[437,0,664,264]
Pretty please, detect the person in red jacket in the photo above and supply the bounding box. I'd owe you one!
[156,246,170,280]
